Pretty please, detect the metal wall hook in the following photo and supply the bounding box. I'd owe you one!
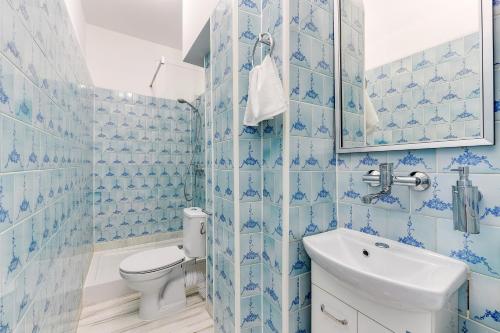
[251,32,274,68]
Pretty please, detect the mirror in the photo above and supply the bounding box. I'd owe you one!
[334,0,494,153]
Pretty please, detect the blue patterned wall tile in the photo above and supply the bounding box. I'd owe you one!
[239,139,262,170]
[387,150,436,172]
[239,171,262,202]
[459,316,499,333]
[385,212,437,250]
[239,11,260,45]
[338,171,364,203]
[240,202,262,234]
[290,101,312,137]
[289,240,311,277]
[263,202,282,239]
[290,171,312,206]
[436,219,500,278]
[469,272,500,331]
[241,295,262,329]
[310,171,335,204]
[411,174,455,218]
[241,263,261,297]
[299,2,323,40]
[263,297,282,333]
[290,31,311,69]
[437,123,500,173]
[311,38,333,76]
[351,204,386,237]
[289,306,311,333]
[0,174,14,232]
[350,152,387,171]
[367,180,410,212]
[240,233,262,266]
[263,263,282,308]
[300,68,323,106]
[264,234,282,275]
[311,106,333,139]
[464,174,500,227]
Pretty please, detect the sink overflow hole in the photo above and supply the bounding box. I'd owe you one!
[375,242,390,249]
[362,249,369,257]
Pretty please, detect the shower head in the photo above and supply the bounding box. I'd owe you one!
[177,98,198,113]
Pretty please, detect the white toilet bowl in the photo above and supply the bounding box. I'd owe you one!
[119,246,186,321]
[120,207,207,321]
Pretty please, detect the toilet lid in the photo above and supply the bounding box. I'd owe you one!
[119,246,185,274]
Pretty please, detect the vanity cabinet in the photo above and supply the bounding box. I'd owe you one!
[311,263,458,333]
[313,285,393,333]
[358,314,393,333]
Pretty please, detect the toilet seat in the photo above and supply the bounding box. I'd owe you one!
[119,246,185,275]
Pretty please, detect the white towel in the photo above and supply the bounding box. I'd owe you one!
[244,55,287,126]
[364,89,379,135]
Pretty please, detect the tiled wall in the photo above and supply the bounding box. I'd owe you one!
[365,32,481,146]
[205,52,215,313]
[287,0,336,332]
[211,0,237,331]
[238,0,264,331]
[0,0,94,332]
[261,0,284,332]
[206,0,500,332]
[92,88,193,244]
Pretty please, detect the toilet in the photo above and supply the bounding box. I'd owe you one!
[119,207,206,321]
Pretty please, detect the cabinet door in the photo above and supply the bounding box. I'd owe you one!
[358,313,394,333]
[312,285,357,333]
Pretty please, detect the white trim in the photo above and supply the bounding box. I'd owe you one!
[232,1,241,331]
[207,45,216,318]
[281,0,291,331]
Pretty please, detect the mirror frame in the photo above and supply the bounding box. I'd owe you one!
[334,0,495,153]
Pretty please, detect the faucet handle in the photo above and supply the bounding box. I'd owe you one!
[451,167,470,180]
[379,162,394,172]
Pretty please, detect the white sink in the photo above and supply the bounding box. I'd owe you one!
[303,228,468,312]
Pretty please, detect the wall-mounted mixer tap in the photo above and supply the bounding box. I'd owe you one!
[452,167,482,234]
[361,163,430,204]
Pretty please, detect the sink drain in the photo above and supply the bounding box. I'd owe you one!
[362,249,369,257]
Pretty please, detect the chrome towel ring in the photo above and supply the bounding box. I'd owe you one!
[251,32,275,68]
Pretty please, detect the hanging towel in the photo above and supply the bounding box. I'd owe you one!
[244,55,287,126]
[364,89,379,135]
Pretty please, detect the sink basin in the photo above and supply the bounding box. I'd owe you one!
[303,228,468,312]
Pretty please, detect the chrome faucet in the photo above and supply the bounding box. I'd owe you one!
[362,163,430,204]
[362,163,393,204]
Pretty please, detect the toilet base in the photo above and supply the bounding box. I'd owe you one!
[136,265,187,321]
[138,295,186,321]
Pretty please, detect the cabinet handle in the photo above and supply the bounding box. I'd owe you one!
[320,304,348,326]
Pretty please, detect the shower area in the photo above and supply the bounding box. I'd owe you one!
[92,90,207,244]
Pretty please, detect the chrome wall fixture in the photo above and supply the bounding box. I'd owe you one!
[149,56,166,88]
[251,32,274,67]
[361,163,430,204]
[451,167,482,234]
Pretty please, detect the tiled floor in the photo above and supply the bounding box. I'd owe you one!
[77,293,213,333]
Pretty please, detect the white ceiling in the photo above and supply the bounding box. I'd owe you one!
[364,0,480,69]
[82,0,183,50]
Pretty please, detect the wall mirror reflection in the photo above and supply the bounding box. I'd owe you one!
[335,0,494,153]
